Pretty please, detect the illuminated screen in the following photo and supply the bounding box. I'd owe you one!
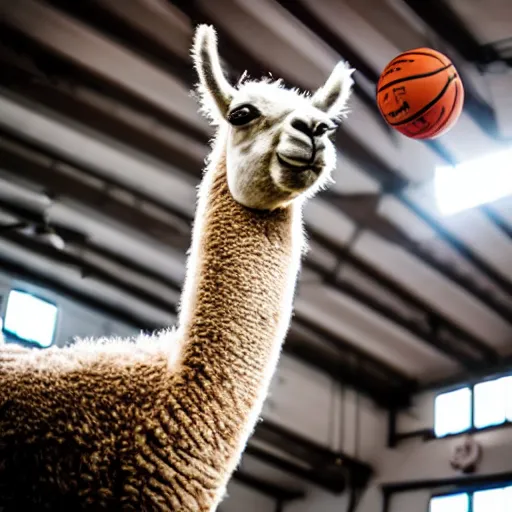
[3,290,58,348]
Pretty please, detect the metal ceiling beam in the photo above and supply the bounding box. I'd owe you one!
[325,192,512,326]
[305,259,481,370]
[288,324,414,404]
[0,22,208,147]
[481,206,512,241]
[423,353,512,391]
[283,336,411,408]
[243,444,344,494]
[403,0,502,66]
[0,60,203,179]
[0,222,176,316]
[0,133,192,245]
[292,315,415,388]
[0,252,156,331]
[42,0,196,87]
[399,194,512,298]
[308,230,499,363]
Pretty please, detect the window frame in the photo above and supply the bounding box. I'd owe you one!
[2,288,59,348]
[434,374,512,439]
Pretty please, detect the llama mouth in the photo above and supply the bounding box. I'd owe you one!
[277,153,320,175]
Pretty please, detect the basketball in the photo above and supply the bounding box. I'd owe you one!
[376,48,464,140]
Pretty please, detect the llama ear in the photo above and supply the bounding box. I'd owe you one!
[192,24,235,122]
[311,62,355,118]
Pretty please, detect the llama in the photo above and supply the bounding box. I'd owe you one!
[0,25,354,511]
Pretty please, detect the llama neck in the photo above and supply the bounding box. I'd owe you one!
[176,132,303,414]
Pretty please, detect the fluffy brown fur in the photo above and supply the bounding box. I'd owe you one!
[0,147,303,511]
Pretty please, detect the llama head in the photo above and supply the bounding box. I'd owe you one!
[192,25,354,210]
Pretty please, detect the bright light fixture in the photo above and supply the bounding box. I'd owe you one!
[434,147,512,215]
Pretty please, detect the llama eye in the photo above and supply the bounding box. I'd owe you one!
[228,105,261,126]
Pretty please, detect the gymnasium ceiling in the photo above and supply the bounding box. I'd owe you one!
[0,0,511,410]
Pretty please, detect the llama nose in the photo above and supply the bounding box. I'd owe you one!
[291,118,314,139]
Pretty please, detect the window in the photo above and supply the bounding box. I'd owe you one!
[430,493,468,512]
[434,387,472,437]
[435,375,512,437]
[473,487,510,512]
[2,289,58,348]
[474,377,512,428]
[431,486,512,512]
[435,147,512,215]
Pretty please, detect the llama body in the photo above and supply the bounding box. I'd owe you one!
[0,25,353,511]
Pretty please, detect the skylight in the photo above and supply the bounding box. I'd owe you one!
[434,147,512,215]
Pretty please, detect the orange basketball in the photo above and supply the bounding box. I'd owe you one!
[376,48,464,139]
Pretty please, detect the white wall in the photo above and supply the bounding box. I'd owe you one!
[253,357,388,512]
[288,485,383,512]
[263,355,387,458]
[220,481,275,512]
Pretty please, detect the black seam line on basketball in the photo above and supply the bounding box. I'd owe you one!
[423,81,460,139]
[377,63,453,93]
[388,59,414,65]
[410,81,460,138]
[387,51,446,68]
[388,75,457,127]
[404,107,445,137]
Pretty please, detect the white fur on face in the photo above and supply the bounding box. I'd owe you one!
[192,25,355,210]
[225,82,337,210]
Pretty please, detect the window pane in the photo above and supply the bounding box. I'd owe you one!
[3,290,58,348]
[435,388,472,437]
[506,487,512,508]
[474,488,505,512]
[504,377,512,422]
[474,378,507,428]
[430,493,469,512]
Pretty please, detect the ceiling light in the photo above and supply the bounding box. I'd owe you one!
[33,225,66,251]
[434,147,512,216]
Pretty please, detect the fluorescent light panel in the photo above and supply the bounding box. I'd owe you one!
[435,147,512,215]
